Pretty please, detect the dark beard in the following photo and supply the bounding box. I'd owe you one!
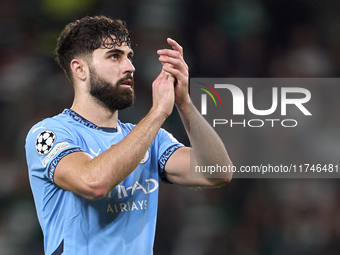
[89,66,135,112]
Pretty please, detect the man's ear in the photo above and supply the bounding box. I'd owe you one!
[70,58,88,82]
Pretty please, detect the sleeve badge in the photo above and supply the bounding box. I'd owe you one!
[35,130,56,155]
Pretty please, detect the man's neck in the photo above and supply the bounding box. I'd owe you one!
[70,96,118,128]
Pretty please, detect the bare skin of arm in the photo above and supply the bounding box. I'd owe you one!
[158,38,233,186]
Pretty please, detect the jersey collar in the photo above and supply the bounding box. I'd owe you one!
[62,109,118,133]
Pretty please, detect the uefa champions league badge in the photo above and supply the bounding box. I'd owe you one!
[35,130,56,155]
[140,150,149,164]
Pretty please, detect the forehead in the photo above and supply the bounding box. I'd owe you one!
[92,35,133,55]
[92,41,133,57]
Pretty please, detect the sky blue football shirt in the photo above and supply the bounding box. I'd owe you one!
[25,109,183,255]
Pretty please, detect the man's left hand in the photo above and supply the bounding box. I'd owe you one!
[157,38,190,108]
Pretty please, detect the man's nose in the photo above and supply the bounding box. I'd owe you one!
[123,58,135,73]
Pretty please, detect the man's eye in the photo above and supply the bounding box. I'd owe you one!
[110,54,118,60]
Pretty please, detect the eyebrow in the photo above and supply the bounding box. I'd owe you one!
[105,48,134,57]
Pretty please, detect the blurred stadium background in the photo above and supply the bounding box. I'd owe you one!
[1,0,340,254]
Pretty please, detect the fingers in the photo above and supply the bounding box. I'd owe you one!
[156,38,189,88]
[159,58,188,83]
[157,38,189,71]
[167,38,183,56]
[159,53,188,71]
[162,65,182,81]
[157,41,189,81]
[159,63,174,80]
[155,38,190,107]
[160,57,187,75]
[166,38,187,71]
[157,49,188,71]
[155,63,174,83]
[162,68,174,82]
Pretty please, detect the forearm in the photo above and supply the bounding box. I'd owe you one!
[56,109,167,200]
[176,100,232,169]
[86,109,166,194]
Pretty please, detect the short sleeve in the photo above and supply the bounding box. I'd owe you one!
[25,119,84,183]
[156,128,184,183]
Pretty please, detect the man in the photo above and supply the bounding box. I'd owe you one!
[25,15,232,255]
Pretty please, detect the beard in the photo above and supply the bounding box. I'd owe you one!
[89,66,135,112]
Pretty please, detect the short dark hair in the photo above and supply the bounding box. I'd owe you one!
[55,15,131,82]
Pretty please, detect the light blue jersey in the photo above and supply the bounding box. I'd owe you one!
[25,109,183,255]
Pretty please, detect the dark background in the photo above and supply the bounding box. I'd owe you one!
[1,0,340,254]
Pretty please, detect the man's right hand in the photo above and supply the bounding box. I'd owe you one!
[151,68,175,119]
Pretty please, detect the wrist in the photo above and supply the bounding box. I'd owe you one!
[175,96,191,112]
[148,106,169,123]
